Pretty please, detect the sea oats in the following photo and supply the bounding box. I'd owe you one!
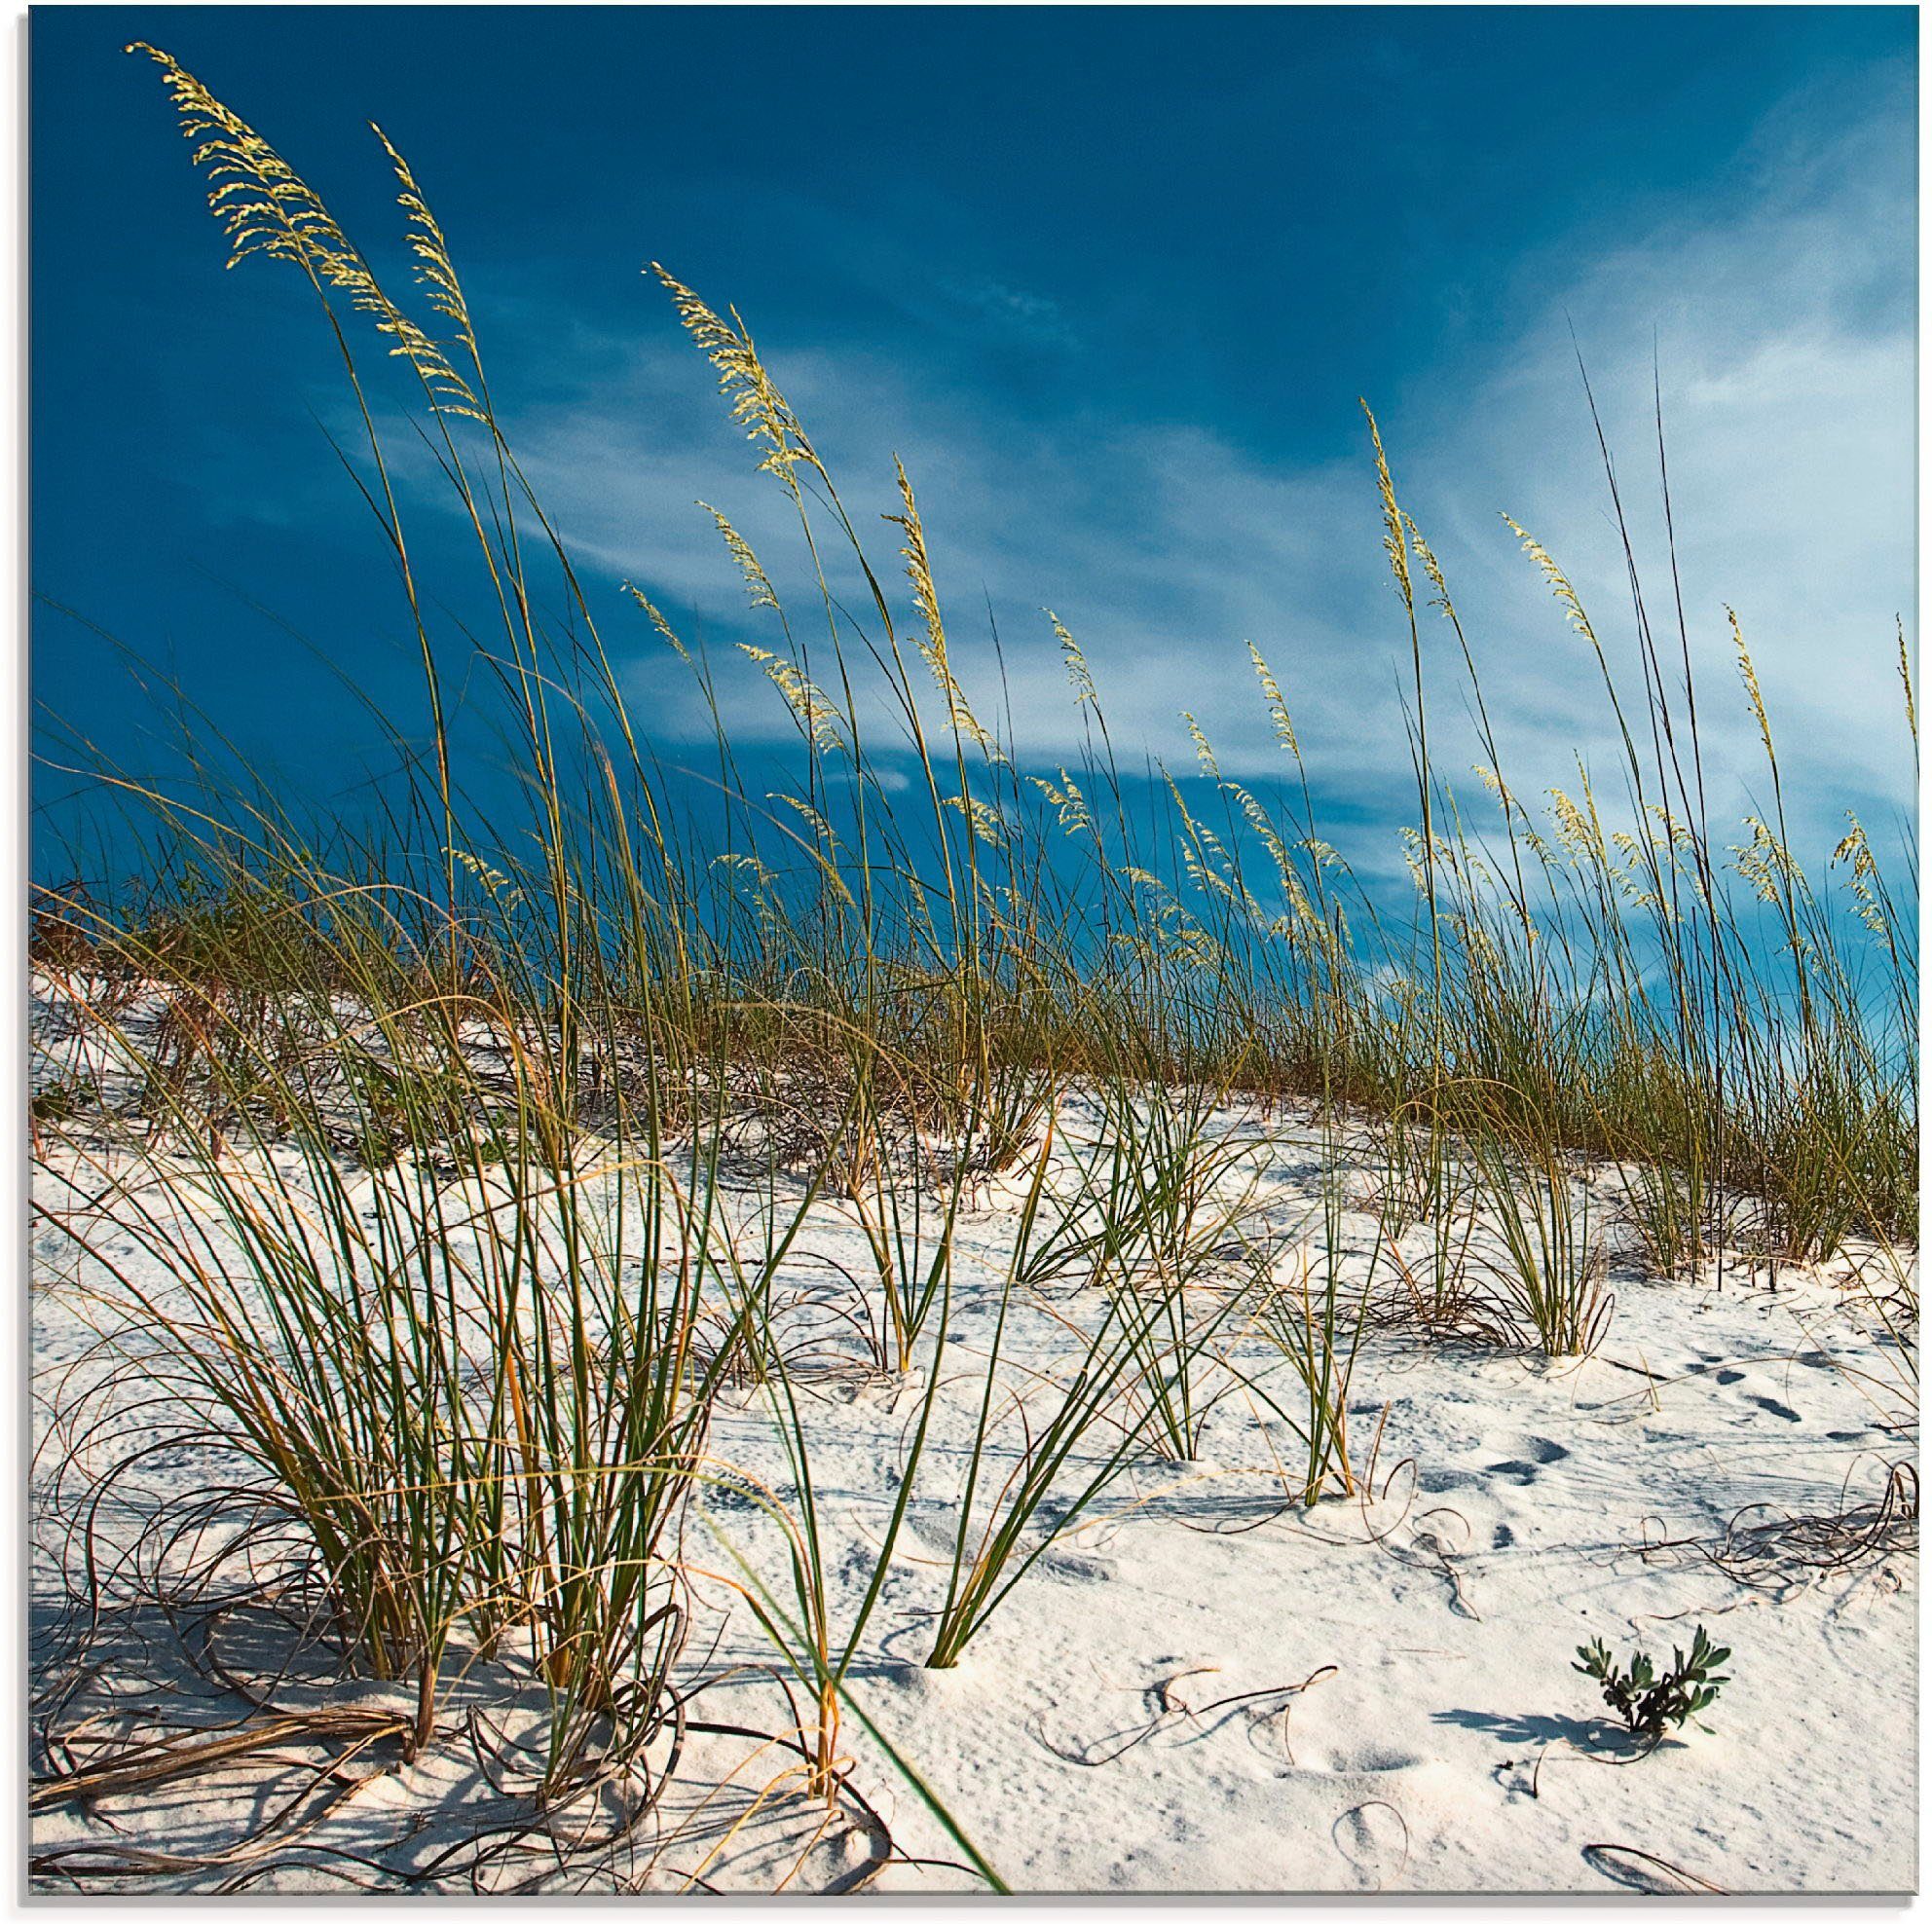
[1028,770,1094,838]
[38,61,1916,1896]
[649,264,819,497]
[1245,642,1301,760]
[1547,785,1607,866]
[1898,617,1916,748]
[1404,513,1462,623]
[942,794,1010,849]
[1832,813,1888,934]
[1181,712,1220,782]
[1728,608,1776,767]
[1360,401,1413,608]
[129,47,481,419]
[1046,610,1097,706]
[698,503,782,612]
[736,644,842,754]
[889,461,996,756]
[369,126,486,418]
[1502,513,1605,660]
[622,583,691,661]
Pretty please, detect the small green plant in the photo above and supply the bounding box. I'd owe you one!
[1575,1625,1730,1743]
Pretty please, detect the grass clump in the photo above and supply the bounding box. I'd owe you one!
[21,43,1917,1889]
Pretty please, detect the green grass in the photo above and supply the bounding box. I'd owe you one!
[24,46,1918,1888]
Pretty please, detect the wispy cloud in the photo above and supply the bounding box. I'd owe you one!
[281,69,1913,863]
[939,276,1077,349]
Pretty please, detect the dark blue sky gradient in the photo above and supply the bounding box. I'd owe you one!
[31,6,1918,881]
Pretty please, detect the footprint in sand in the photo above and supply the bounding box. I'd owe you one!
[1319,1744,1419,1774]
[1485,1460,1542,1486]
[1039,1549,1116,1584]
[1285,1710,1422,1777]
[1483,1437,1570,1485]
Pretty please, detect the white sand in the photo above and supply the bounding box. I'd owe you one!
[27,1015,1917,1894]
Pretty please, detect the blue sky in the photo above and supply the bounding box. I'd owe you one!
[32,5,1918,885]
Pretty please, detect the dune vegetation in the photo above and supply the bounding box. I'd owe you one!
[26,47,1916,1893]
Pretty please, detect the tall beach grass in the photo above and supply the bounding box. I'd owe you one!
[25,47,1917,1884]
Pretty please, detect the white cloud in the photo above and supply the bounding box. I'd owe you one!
[404,75,1913,867]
